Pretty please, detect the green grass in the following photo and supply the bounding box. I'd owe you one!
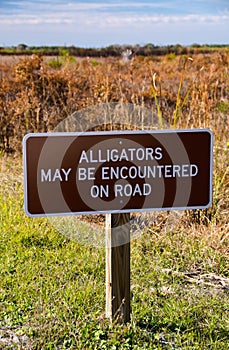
[0,158,229,349]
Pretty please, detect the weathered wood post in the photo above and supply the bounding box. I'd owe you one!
[106,213,131,323]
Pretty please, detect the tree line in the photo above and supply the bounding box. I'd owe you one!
[0,43,228,57]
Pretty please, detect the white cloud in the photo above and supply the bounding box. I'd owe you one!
[2,1,174,12]
[0,12,228,26]
[0,14,73,25]
[2,0,229,27]
[1,1,228,46]
[3,0,228,19]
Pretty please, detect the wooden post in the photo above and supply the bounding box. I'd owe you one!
[106,213,131,323]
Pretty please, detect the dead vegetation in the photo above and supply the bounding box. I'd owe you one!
[0,51,228,151]
[0,52,228,228]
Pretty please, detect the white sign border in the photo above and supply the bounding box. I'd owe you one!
[23,128,213,217]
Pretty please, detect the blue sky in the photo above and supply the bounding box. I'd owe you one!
[0,0,228,47]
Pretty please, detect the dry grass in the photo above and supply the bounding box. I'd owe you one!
[0,51,228,149]
[0,50,228,228]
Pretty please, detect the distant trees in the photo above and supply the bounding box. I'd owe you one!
[0,43,228,57]
[16,43,28,51]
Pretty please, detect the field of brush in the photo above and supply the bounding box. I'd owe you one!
[0,51,229,349]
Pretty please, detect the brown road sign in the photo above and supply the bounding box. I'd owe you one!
[23,129,213,217]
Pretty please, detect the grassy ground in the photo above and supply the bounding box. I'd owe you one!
[0,157,229,349]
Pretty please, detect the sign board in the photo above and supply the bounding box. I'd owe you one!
[23,129,213,217]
